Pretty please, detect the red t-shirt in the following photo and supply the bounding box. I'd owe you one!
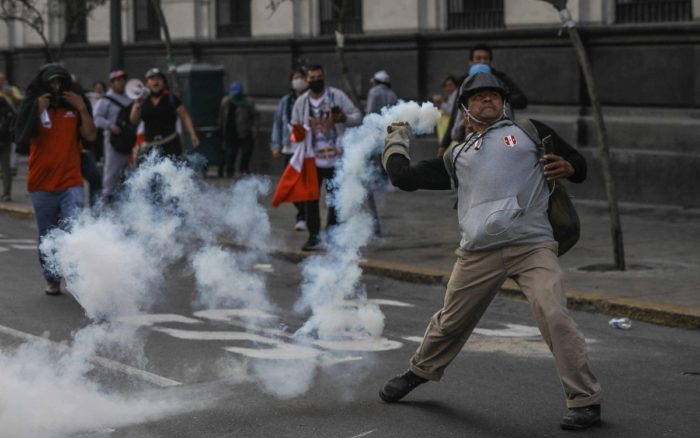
[28,107,84,192]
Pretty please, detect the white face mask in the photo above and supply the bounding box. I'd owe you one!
[291,78,306,92]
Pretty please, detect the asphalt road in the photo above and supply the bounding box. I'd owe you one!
[1,213,699,438]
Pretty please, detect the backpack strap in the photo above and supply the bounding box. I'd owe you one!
[104,95,126,109]
[515,118,543,153]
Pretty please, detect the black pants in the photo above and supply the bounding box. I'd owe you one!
[283,152,305,222]
[80,151,102,207]
[305,166,337,237]
[224,136,253,176]
[0,141,12,197]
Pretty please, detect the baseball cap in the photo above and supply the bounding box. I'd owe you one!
[109,69,127,81]
[373,70,390,84]
[229,81,243,95]
[145,68,166,80]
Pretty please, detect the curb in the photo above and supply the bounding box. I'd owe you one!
[0,204,33,220]
[271,247,700,329]
[4,206,698,329]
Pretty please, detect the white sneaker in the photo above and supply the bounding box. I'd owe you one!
[294,220,307,231]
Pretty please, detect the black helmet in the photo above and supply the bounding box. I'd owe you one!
[39,64,72,92]
[458,72,508,103]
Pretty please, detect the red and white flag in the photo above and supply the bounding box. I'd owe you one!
[271,124,319,207]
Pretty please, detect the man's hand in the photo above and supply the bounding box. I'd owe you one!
[272,149,282,159]
[62,91,87,112]
[541,154,574,181]
[387,122,410,134]
[190,133,200,148]
[37,93,51,112]
[110,125,121,135]
[330,109,347,124]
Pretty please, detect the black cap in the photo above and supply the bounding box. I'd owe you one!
[145,68,166,80]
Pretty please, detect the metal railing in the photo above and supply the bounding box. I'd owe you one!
[615,0,691,23]
[320,0,362,35]
[447,0,504,30]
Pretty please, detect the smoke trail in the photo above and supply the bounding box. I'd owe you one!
[0,152,277,434]
[293,101,440,342]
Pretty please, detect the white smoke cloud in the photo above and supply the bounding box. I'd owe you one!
[0,325,184,438]
[2,100,438,428]
[0,153,277,434]
[293,101,440,342]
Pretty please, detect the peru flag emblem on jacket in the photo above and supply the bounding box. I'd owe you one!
[503,135,517,147]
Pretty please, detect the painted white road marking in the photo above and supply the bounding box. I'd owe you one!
[193,308,277,323]
[116,314,202,327]
[312,337,404,352]
[473,323,541,337]
[0,323,182,387]
[10,244,38,250]
[347,430,377,438]
[153,327,274,343]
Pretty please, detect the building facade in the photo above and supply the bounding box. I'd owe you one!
[1,0,699,207]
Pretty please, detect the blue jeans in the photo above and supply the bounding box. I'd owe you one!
[29,186,84,282]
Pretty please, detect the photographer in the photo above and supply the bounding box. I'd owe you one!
[14,64,97,295]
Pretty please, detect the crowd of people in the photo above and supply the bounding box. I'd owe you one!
[2,41,602,431]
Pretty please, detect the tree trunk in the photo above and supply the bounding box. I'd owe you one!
[544,1,626,270]
[150,0,178,94]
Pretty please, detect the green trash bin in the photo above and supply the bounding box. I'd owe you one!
[175,62,224,167]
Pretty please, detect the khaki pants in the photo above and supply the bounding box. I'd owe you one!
[409,241,602,408]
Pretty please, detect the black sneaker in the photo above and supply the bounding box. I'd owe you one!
[301,235,324,251]
[379,370,428,403]
[560,404,601,430]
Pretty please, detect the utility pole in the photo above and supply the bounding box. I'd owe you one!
[109,0,122,70]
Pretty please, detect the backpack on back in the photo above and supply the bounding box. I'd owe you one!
[105,96,137,155]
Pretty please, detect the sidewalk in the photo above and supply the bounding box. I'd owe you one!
[3,157,700,329]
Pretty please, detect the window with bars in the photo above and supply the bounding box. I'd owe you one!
[320,0,362,35]
[447,0,504,30]
[216,0,251,38]
[135,0,161,41]
[64,0,87,44]
[615,0,691,24]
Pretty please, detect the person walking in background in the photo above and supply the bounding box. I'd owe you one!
[1,72,24,179]
[0,72,21,202]
[94,69,132,204]
[432,75,459,152]
[378,72,601,431]
[290,64,362,251]
[130,68,199,163]
[365,69,399,236]
[438,43,528,156]
[87,80,107,164]
[218,81,259,177]
[14,64,97,295]
[365,70,398,115]
[271,68,308,231]
[70,73,102,208]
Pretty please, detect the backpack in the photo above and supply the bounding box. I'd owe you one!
[104,96,137,155]
[0,98,16,143]
[518,119,581,257]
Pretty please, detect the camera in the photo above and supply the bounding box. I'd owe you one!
[49,91,63,107]
[330,105,341,115]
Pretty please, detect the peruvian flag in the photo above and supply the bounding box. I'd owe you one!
[271,124,319,207]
